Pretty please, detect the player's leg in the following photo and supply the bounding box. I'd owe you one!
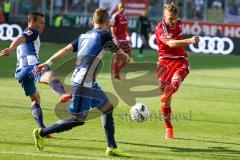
[39,70,72,103]
[112,40,131,80]
[37,82,88,137]
[91,83,129,157]
[160,96,174,139]
[156,60,174,139]
[160,59,189,104]
[33,83,88,150]
[15,67,46,129]
[35,95,87,138]
[33,99,86,151]
[39,70,65,95]
[33,115,85,151]
[161,71,187,139]
[99,103,117,148]
[159,79,174,139]
[161,73,182,104]
[29,91,46,128]
[160,60,189,139]
[119,40,131,69]
[138,35,146,58]
[98,102,129,157]
[112,54,121,80]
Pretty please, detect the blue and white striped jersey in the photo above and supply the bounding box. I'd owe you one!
[16,28,40,70]
[71,28,118,86]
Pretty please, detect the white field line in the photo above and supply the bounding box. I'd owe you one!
[0,151,119,160]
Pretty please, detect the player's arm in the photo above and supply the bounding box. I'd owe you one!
[113,48,133,64]
[126,27,131,43]
[166,36,199,48]
[148,20,153,36]
[0,35,26,57]
[35,44,74,75]
[103,32,133,64]
[110,26,116,39]
[110,15,117,39]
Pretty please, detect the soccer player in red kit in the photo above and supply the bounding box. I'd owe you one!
[155,3,199,139]
[110,2,131,80]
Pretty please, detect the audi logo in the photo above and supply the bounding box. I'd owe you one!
[189,36,234,55]
[0,24,22,41]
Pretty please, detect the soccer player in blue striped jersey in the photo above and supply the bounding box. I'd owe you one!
[33,8,132,157]
[0,12,71,133]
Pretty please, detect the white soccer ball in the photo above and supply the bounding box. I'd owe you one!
[130,103,150,122]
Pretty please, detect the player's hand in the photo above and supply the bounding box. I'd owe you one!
[0,48,12,57]
[190,36,200,44]
[149,32,153,37]
[35,63,48,75]
[127,57,134,64]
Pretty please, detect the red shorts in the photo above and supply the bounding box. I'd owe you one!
[117,40,131,56]
[156,58,190,92]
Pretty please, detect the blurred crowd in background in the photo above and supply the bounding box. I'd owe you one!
[0,0,240,26]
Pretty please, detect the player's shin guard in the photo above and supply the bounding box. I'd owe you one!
[102,112,117,148]
[161,105,172,129]
[50,79,66,96]
[40,118,85,137]
[31,104,46,128]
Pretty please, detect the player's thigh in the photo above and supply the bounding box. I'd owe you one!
[16,67,38,97]
[173,60,190,82]
[91,83,112,113]
[119,41,131,55]
[68,82,91,117]
[156,60,171,92]
[68,95,91,118]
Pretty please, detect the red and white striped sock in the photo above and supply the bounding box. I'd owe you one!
[161,105,172,129]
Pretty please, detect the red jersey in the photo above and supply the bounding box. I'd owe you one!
[155,20,187,60]
[110,12,128,40]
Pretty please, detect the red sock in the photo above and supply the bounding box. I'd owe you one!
[161,105,172,129]
[171,79,180,92]
[118,61,126,71]
[112,61,120,76]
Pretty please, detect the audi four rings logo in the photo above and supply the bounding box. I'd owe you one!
[0,24,22,41]
[189,36,234,55]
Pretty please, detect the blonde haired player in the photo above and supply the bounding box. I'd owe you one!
[155,3,199,139]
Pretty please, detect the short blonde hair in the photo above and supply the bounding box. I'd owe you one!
[164,2,178,15]
[28,12,44,23]
[93,8,109,24]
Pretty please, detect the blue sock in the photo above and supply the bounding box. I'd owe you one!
[102,112,117,148]
[40,118,84,137]
[31,104,45,128]
[50,79,66,96]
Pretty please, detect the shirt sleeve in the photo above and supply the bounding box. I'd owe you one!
[102,32,119,53]
[71,39,79,52]
[22,29,39,42]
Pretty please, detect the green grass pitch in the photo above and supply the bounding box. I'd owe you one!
[0,41,240,160]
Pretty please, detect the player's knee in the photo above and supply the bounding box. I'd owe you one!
[30,94,41,104]
[99,103,114,114]
[175,70,189,82]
